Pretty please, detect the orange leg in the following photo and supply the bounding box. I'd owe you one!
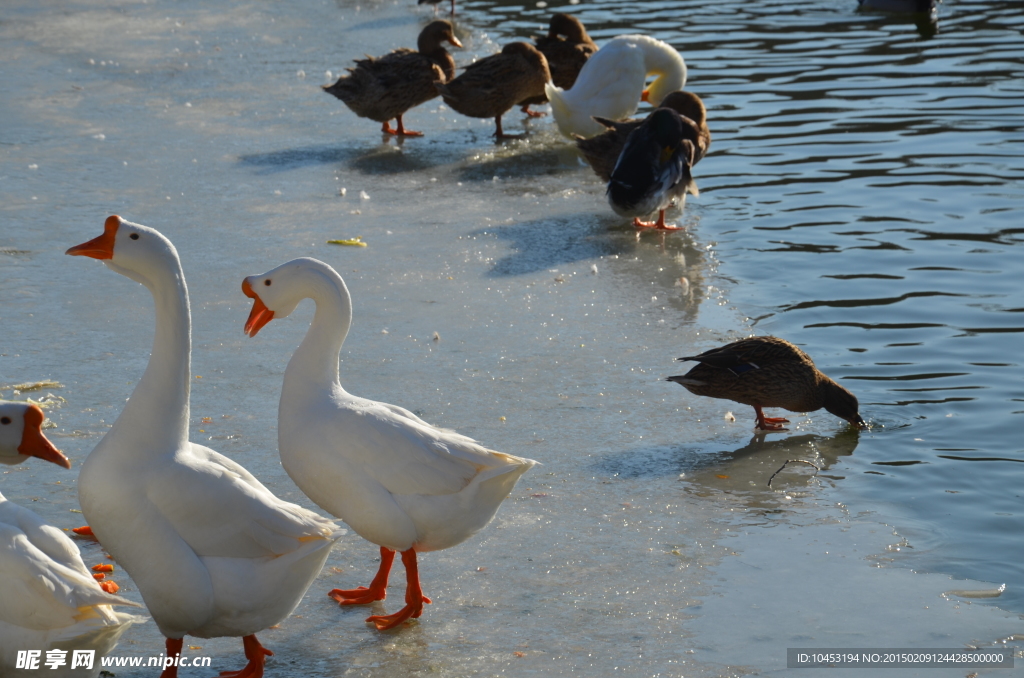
[218,635,273,678]
[450,0,456,15]
[382,117,423,137]
[754,405,790,431]
[394,115,423,137]
[159,637,183,678]
[329,546,395,605]
[520,104,546,118]
[365,548,432,631]
[633,210,683,231]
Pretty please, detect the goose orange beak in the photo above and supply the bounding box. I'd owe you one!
[242,278,275,337]
[20,404,71,469]
[66,215,120,259]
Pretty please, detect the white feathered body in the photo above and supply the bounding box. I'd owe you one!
[0,493,143,678]
[279,380,536,553]
[71,217,343,643]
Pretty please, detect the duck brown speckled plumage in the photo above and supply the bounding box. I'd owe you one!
[436,42,551,139]
[576,91,710,183]
[666,336,866,431]
[322,20,462,137]
[519,14,598,116]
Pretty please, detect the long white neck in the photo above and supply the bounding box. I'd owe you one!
[109,262,191,453]
[282,270,353,397]
[636,35,687,105]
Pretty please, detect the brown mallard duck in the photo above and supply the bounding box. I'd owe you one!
[519,13,598,116]
[436,42,551,138]
[606,107,701,230]
[576,91,710,183]
[666,336,866,431]
[322,20,462,137]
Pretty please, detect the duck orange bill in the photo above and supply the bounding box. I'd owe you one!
[242,279,275,337]
[66,215,120,259]
[20,404,71,469]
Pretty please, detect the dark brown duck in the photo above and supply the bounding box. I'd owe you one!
[576,91,710,183]
[436,42,551,139]
[322,20,461,137]
[667,336,865,431]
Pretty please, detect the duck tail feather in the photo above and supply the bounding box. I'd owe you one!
[666,375,705,387]
[545,83,572,134]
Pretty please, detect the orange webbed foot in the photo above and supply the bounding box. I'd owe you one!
[328,586,386,606]
[365,597,431,631]
[634,211,683,231]
[763,417,791,424]
[520,104,546,118]
[218,635,272,678]
[365,548,431,630]
[391,116,424,137]
[754,407,790,431]
[366,605,418,630]
[72,525,95,537]
[330,546,395,606]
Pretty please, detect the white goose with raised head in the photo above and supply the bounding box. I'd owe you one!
[242,257,536,631]
[67,217,343,678]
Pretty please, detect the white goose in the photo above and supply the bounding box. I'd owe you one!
[0,401,143,678]
[546,34,687,139]
[241,257,537,631]
[66,217,343,678]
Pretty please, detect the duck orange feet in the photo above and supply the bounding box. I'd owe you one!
[218,635,273,678]
[365,548,432,631]
[366,596,432,631]
[633,210,683,231]
[754,406,790,431]
[72,525,95,537]
[329,546,395,605]
[381,117,424,137]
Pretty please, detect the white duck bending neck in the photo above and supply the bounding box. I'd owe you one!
[111,260,191,452]
[283,268,353,395]
[628,34,686,103]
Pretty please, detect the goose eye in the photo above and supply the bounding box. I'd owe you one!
[130,233,140,240]
[264,279,272,286]
[0,417,10,425]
